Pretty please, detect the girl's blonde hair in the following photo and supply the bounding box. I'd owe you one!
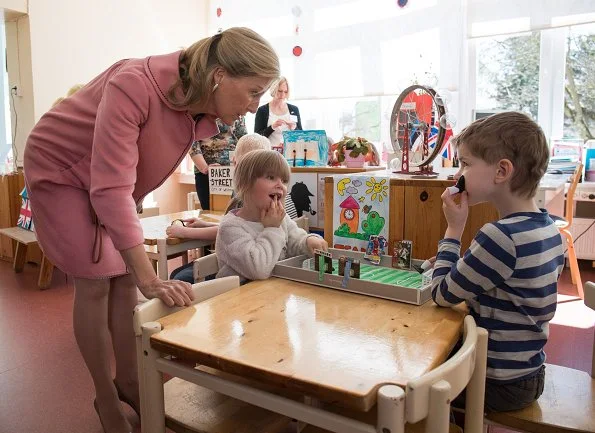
[230,150,290,209]
[168,27,280,108]
[234,134,271,163]
[269,76,289,98]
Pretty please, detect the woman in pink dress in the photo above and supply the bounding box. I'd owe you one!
[24,27,279,433]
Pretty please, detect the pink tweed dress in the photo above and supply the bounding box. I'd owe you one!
[23,52,218,279]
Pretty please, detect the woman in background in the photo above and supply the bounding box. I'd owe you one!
[254,76,302,147]
[189,117,247,210]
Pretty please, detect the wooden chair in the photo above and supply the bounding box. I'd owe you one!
[553,163,584,299]
[484,280,595,433]
[133,276,292,433]
[0,226,54,289]
[192,253,219,282]
[302,315,488,433]
[294,215,310,232]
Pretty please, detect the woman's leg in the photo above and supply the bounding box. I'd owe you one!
[108,274,140,414]
[195,171,210,210]
[73,277,131,433]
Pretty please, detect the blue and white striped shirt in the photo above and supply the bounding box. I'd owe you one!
[432,210,564,382]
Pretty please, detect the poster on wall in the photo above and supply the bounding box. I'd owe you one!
[208,166,234,195]
[332,175,390,252]
[283,130,328,167]
[288,172,318,228]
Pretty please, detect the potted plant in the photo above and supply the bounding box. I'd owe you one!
[336,136,371,168]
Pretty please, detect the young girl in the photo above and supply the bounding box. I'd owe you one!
[216,149,327,282]
[227,133,298,218]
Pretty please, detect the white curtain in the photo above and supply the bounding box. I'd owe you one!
[468,0,595,38]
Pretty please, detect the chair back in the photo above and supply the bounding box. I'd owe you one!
[192,253,220,282]
[133,275,244,429]
[293,215,310,232]
[405,316,488,433]
[564,163,583,226]
[133,276,238,337]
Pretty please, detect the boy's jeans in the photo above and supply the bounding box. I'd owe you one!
[453,364,546,412]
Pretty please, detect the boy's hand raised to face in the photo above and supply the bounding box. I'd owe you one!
[441,189,469,241]
[261,196,286,228]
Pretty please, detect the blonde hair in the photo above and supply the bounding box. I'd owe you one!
[234,134,271,163]
[51,83,85,108]
[269,76,289,99]
[452,112,549,198]
[233,149,290,203]
[168,27,280,108]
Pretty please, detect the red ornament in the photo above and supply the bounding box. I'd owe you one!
[216,7,222,17]
[292,46,303,57]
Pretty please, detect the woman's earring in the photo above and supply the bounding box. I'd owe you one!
[212,82,219,92]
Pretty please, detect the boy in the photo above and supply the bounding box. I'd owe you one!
[431,112,565,412]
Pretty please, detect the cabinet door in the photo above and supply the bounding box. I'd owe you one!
[403,185,447,259]
[403,183,499,259]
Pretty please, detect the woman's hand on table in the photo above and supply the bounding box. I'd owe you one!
[137,277,194,307]
[307,236,328,254]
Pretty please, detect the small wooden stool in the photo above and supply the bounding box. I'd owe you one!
[0,227,54,289]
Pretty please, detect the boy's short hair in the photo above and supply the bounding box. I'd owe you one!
[452,112,549,198]
[234,133,271,163]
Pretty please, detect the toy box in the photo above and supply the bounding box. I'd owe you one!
[272,248,432,305]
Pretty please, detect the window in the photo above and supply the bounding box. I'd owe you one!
[476,31,540,120]
[563,22,595,140]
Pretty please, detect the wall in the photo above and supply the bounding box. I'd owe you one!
[5,0,209,213]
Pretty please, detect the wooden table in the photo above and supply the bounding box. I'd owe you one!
[148,278,466,413]
[139,210,222,279]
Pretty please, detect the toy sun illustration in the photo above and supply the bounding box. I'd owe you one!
[365,177,388,202]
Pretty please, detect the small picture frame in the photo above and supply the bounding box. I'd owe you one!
[392,240,413,269]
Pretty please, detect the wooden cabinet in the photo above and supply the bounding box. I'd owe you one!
[325,173,499,259]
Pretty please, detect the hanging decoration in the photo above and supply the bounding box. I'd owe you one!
[292,4,303,57]
[397,0,408,7]
[216,7,222,17]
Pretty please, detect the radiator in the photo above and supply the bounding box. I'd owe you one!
[569,217,595,260]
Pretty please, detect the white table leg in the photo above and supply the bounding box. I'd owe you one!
[156,239,169,280]
[140,322,166,433]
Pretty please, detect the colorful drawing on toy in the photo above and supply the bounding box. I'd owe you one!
[365,177,388,202]
[283,130,328,167]
[393,240,413,269]
[302,258,424,289]
[333,175,389,252]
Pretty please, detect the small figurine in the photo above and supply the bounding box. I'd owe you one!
[314,249,333,273]
[392,240,413,269]
[339,256,361,278]
[364,235,387,265]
